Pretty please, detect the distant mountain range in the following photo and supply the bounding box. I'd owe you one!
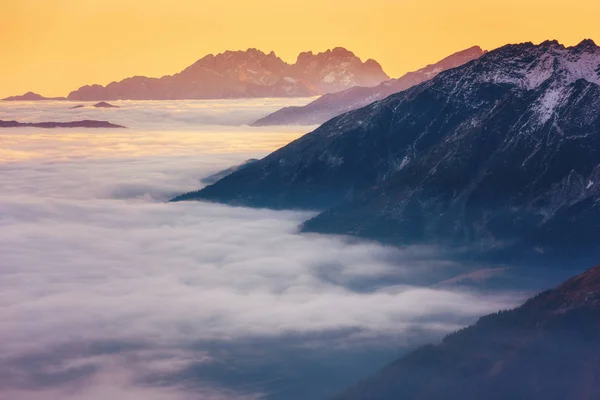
[335,264,600,400]
[253,46,486,126]
[0,119,124,128]
[3,92,66,101]
[65,48,389,101]
[174,39,600,265]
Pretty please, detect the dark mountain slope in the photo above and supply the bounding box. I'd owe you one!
[335,265,600,400]
[176,40,600,261]
[253,46,485,126]
[302,76,600,257]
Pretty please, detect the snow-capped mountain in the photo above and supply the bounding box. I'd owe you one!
[253,46,485,126]
[174,40,600,264]
[335,264,600,400]
[66,48,389,101]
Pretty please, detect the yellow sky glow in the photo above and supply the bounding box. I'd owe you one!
[2,0,600,98]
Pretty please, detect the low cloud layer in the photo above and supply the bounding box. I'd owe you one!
[0,98,315,130]
[0,101,526,400]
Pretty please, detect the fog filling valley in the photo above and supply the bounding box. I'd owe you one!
[0,100,526,400]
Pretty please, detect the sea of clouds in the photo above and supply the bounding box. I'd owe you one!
[0,100,526,400]
[0,98,316,130]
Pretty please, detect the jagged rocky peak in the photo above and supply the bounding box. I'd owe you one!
[364,58,384,68]
[572,38,598,53]
[292,47,390,92]
[331,46,356,55]
[325,47,358,59]
[465,45,485,52]
[296,47,357,64]
[225,48,283,63]
[182,48,287,75]
[475,39,600,90]
[67,47,389,100]
[295,50,314,62]
[436,45,486,63]
[539,39,563,48]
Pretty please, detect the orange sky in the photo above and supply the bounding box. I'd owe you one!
[2,0,600,98]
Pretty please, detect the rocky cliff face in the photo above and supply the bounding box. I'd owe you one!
[335,265,600,400]
[291,47,389,94]
[175,40,600,263]
[253,46,485,126]
[67,48,389,101]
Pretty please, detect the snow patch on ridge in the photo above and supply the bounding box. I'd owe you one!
[533,85,570,124]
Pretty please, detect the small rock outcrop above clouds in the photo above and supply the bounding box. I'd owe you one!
[335,264,600,400]
[69,102,120,109]
[0,119,125,128]
[2,91,67,101]
[175,40,600,265]
[253,46,486,126]
[93,101,119,108]
[66,48,390,100]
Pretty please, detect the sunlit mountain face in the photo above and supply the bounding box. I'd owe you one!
[0,100,534,400]
[65,48,389,101]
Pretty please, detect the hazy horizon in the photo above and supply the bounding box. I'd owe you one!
[3,0,600,98]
